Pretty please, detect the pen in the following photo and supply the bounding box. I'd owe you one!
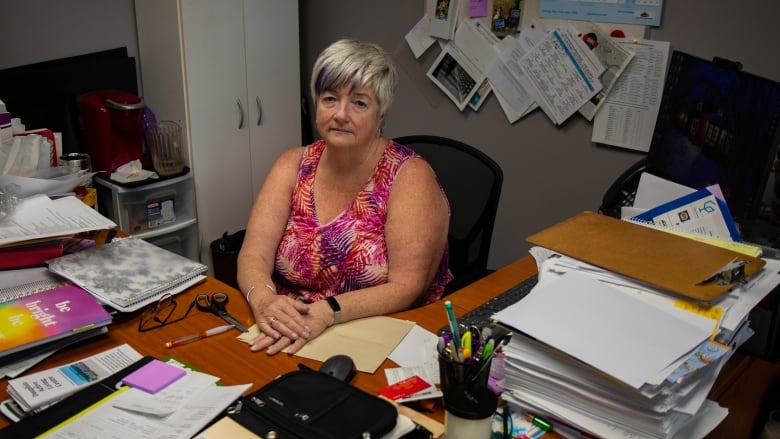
[165,324,235,348]
[437,336,446,355]
[444,300,461,350]
[470,337,510,382]
[519,426,539,439]
[448,339,460,361]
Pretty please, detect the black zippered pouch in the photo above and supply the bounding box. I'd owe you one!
[227,366,397,439]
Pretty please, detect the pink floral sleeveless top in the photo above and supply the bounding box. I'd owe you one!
[273,140,451,305]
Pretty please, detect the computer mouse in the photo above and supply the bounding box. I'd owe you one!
[319,354,356,382]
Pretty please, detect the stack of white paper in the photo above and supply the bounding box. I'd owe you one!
[492,252,780,438]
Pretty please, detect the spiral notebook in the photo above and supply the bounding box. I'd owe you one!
[0,267,71,304]
[46,237,207,312]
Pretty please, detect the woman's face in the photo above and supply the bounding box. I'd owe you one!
[316,83,383,150]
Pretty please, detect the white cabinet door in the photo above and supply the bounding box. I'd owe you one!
[181,0,256,265]
[244,0,301,197]
[135,0,300,269]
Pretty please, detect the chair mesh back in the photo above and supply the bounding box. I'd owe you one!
[394,136,503,280]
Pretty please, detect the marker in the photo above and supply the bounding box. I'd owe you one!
[461,330,472,360]
[525,413,552,432]
[165,324,235,348]
[480,338,495,361]
[444,300,461,350]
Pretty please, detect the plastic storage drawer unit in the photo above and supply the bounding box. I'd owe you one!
[137,219,199,261]
[95,172,196,235]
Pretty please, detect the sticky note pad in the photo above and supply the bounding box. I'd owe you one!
[122,359,186,394]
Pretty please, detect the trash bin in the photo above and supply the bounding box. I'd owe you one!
[210,230,245,290]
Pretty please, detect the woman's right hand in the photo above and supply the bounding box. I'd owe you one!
[249,294,311,349]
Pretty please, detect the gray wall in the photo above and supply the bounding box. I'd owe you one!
[0,0,138,71]
[299,0,780,270]
[2,1,779,270]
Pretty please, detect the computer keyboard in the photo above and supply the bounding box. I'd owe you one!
[438,274,538,334]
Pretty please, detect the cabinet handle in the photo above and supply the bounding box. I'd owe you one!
[256,96,263,126]
[237,99,245,129]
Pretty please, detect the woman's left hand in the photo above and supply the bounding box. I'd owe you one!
[250,301,332,355]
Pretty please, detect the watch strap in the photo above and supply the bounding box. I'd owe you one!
[326,296,341,325]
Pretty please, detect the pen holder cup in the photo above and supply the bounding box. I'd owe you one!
[438,352,491,392]
[438,354,498,439]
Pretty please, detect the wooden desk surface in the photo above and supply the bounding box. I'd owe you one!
[0,254,774,438]
[0,255,535,431]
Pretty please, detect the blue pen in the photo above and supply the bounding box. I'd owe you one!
[444,300,461,350]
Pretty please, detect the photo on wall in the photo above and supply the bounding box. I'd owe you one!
[491,0,524,39]
[426,47,480,111]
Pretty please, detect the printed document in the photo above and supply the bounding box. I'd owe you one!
[0,195,116,246]
[7,344,142,412]
[40,370,250,439]
[485,24,546,123]
[576,23,636,121]
[517,25,604,125]
[538,0,664,27]
[592,38,670,151]
[630,186,741,242]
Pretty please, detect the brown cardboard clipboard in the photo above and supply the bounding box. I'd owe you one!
[526,212,765,302]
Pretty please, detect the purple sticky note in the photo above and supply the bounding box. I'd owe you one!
[469,0,488,18]
[122,359,186,394]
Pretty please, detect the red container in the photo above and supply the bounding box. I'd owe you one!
[81,90,145,173]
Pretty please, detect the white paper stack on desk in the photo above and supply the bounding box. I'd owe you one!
[491,174,780,437]
[491,243,780,438]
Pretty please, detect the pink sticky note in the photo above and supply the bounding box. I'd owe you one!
[469,0,488,18]
[122,359,186,394]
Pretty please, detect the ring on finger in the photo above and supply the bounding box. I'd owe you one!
[269,316,277,327]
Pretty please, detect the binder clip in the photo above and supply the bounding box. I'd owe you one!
[698,258,747,286]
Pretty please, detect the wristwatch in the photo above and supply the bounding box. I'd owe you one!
[326,296,341,325]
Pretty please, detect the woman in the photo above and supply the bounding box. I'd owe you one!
[237,39,451,355]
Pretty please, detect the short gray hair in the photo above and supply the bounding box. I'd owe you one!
[310,39,397,116]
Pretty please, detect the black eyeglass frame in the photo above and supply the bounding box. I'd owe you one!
[137,294,197,332]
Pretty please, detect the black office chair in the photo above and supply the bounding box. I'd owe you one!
[598,157,647,218]
[394,135,503,296]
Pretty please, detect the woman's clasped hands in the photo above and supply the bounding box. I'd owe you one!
[249,294,330,355]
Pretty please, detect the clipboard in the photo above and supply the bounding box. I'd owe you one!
[526,212,765,302]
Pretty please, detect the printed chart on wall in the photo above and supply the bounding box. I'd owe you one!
[521,0,649,40]
[538,0,663,27]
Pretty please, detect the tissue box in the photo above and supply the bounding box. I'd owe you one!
[15,128,57,166]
